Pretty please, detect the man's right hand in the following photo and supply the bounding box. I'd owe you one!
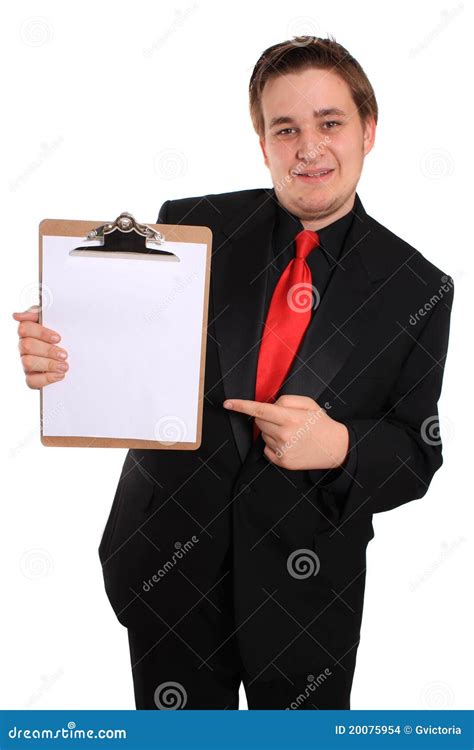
[13,305,69,389]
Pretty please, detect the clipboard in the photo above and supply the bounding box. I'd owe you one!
[39,212,212,450]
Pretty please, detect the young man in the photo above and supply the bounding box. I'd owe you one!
[14,37,454,710]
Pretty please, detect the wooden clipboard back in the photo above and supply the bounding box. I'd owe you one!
[39,215,212,450]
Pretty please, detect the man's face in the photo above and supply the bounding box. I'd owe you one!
[259,67,376,228]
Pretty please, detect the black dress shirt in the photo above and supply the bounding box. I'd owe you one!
[267,195,355,312]
[265,194,358,495]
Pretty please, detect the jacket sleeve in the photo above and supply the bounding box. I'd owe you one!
[331,279,454,520]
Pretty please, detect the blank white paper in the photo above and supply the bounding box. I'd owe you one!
[41,235,208,444]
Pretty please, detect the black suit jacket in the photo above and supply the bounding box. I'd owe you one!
[98,188,454,679]
[161,188,453,511]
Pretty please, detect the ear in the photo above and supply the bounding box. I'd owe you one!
[259,136,269,168]
[362,116,376,157]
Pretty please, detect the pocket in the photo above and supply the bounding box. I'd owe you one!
[98,456,156,564]
[311,531,338,586]
[98,480,125,564]
[99,461,158,628]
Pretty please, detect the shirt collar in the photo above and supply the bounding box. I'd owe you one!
[272,193,355,267]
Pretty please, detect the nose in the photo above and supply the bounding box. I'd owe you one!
[297,135,326,164]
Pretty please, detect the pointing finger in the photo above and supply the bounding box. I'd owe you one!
[223,399,286,425]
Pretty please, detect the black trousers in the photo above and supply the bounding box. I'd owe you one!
[126,554,354,710]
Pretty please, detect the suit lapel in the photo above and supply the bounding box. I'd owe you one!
[211,189,277,462]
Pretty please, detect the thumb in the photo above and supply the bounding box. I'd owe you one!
[12,304,40,321]
[275,394,320,410]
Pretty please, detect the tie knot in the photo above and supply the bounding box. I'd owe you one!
[295,229,319,260]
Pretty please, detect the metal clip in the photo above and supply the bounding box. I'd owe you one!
[87,211,165,245]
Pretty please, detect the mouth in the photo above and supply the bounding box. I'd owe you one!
[292,169,334,184]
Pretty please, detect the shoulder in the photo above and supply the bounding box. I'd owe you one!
[359,202,453,296]
[157,188,270,229]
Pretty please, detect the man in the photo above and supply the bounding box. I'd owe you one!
[14,37,454,710]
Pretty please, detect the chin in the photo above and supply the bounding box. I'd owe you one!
[295,193,338,218]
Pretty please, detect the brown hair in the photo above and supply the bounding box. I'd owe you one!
[249,36,378,137]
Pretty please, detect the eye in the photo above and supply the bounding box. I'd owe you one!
[275,128,297,135]
[323,120,342,129]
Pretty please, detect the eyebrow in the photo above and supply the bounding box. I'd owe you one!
[269,109,347,129]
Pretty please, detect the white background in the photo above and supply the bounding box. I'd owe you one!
[2,0,471,710]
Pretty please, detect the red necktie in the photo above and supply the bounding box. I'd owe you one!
[253,229,319,440]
